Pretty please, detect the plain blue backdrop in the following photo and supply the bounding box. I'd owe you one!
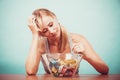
[0,0,120,74]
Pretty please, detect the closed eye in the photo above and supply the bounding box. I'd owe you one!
[48,22,53,27]
[42,28,48,33]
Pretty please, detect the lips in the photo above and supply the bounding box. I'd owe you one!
[49,34,56,40]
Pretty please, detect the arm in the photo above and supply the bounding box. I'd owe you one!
[72,33,109,74]
[25,34,41,75]
[83,36,109,74]
[25,16,44,75]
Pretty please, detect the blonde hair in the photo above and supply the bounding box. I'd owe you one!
[32,8,69,53]
[32,8,56,18]
[59,26,69,53]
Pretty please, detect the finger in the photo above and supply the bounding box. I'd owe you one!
[32,18,42,32]
[28,16,35,28]
[74,47,81,53]
[72,44,82,51]
[28,15,35,23]
[72,42,81,50]
[72,43,78,51]
[32,18,41,31]
[73,45,85,53]
[74,48,85,57]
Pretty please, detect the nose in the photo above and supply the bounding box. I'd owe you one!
[48,27,55,36]
[48,27,54,33]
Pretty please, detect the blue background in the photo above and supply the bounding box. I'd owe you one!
[0,0,120,74]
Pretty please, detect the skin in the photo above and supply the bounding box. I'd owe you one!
[26,14,109,75]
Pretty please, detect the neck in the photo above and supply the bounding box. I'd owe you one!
[48,38,60,46]
[48,34,61,46]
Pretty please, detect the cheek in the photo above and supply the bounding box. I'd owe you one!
[54,27,58,31]
[54,24,59,31]
[53,27,59,35]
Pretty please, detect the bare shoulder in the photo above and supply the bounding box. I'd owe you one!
[70,33,87,43]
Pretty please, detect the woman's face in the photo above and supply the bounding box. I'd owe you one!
[37,15,60,40]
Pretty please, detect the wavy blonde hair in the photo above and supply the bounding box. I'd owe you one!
[32,8,69,53]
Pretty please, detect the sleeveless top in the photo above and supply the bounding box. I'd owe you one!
[41,33,79,74]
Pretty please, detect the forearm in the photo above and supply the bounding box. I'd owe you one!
[26,34,41,75]
[86,53,109,74]
[71,34,109,74]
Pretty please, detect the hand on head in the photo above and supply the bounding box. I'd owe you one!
[28,15,41,35]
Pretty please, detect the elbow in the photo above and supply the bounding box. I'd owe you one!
[103,67,109,75]
[25,62,37,75]
[26,69,37,75]
[26,65,37,75]
[100,66,109,75]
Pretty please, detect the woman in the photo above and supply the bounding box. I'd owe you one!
[26,8,109,75]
